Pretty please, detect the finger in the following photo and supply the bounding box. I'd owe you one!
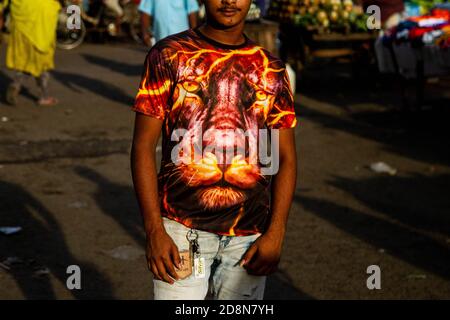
[150,261,162,281]
[245,256,269,275]
[244,252,264,270]
[240,245,258,267]
[145,258,152,271]
[248,264,270,276]
[256,261,278,276]
[163,256,179,281]
[156,259,174,284]
[245,261,266,276]
[170,245,181,269]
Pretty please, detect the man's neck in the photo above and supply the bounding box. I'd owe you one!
[198,23,246,46]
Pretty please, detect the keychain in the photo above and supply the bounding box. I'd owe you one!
[186,229,205,279]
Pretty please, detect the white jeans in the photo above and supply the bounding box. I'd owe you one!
[153,217,266,300]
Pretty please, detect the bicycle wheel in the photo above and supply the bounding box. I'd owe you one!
[56,10,87,50]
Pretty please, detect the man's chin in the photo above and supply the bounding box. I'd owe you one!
[208,16,247,30]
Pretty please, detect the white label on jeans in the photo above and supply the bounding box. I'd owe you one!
[194,257,205,279]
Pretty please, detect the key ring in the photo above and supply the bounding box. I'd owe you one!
[186,229,198,242]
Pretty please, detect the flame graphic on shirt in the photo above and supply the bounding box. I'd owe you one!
[135,33,296,235]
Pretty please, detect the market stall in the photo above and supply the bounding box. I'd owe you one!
[376,3,450,108]
[266,0,375,72]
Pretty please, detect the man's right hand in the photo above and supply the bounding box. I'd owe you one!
[146,227,181,284]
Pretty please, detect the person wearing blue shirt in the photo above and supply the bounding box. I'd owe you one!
[139,0,199,46]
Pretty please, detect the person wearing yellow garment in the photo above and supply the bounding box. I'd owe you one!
[0,0,61,106]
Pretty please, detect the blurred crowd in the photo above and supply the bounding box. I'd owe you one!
[0,0,416,106]
[0,0,205,106]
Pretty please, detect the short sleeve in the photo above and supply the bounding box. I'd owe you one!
[138,0,153,15]
[186,0,199,14]
[132,46,176,120]
[266,69,297,129]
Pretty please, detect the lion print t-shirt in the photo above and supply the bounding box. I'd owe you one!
[133,29,297,236]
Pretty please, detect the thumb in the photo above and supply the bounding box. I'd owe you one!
[240,244,258,267]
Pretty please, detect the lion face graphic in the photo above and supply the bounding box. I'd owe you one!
[167,47,284,210]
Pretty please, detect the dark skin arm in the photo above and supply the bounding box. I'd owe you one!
[131,113,181,284]
[140,12,153,47]
[241,128,297,275]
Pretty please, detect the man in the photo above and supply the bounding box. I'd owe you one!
[0,0,60,106]
[361,0,405,29]
[131,0,297,300]
[139,0,199,46]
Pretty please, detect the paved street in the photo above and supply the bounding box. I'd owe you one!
[0,42,449,299]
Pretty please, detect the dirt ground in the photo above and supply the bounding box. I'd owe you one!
[0,41,449,300]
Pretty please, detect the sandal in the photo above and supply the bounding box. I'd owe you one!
[38,97,59,106]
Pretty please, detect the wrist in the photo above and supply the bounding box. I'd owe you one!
[264,224,286,239]
[144,218,165,237]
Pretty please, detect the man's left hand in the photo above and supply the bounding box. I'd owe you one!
[240,232,284,276]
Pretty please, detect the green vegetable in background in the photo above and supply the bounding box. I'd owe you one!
[406,0,444,14]
[267,0,370,33]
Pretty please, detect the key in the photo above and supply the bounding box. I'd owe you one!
[192,239,200,257]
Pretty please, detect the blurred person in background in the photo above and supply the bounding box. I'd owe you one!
[139,0,199,46]
[361,0,405,30]
[103,0,124,34]
[104,0,124,17]
[0,0,61,106]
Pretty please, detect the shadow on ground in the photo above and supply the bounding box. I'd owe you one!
[52,70,134,106]
[74,166,144,247]
[295,191,450,281]
[329,173,450,237]
[82,54,143,77]
[265,269,314,300]
[0,180,114,299]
